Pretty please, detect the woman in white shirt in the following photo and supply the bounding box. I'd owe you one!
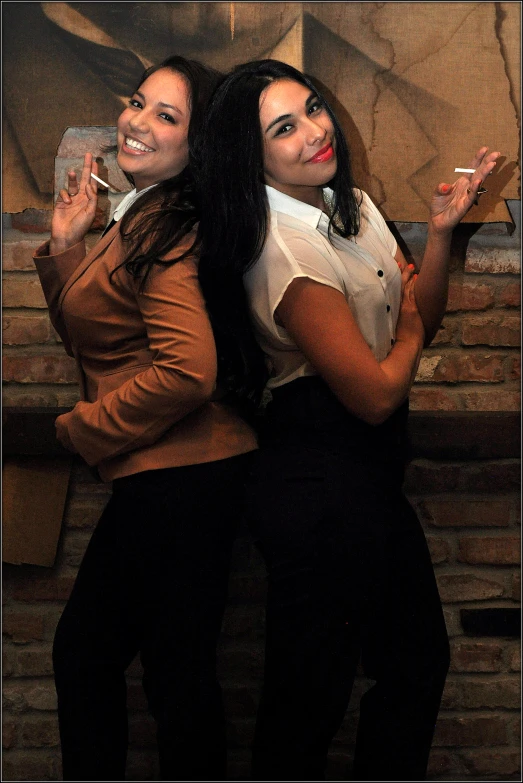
[196,59,499,781]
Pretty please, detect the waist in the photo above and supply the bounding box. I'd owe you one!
[262,376,410,460]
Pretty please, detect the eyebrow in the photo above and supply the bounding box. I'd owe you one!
[135,90,183,116]
[264,91,319,134]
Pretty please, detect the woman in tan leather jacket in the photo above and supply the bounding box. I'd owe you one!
[34,55,262,782]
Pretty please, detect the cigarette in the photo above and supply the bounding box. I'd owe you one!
[91,172,110,188]
[454,168,476,174]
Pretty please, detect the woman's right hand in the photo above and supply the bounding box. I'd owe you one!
[50,153,98,255]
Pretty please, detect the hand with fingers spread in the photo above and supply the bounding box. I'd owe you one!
[50,152,99,255]
[429,146,500,235]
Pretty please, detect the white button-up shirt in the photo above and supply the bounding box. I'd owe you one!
[244,186,401,389]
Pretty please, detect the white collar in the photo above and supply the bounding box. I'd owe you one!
[265,185,334,229]
[113,183,158,222]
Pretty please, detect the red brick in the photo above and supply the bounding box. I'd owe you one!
[63,497,108,530]
[458,536,520,565]
[450,641,503,672]
[12,573,76,602]
[2,722,16,750]
[20,717,60,748]
[1,752,60,781]
[510,715,521,744]
[427,536,450,564]
[427,749,460,777]
[62,532,92,568]
[433,715,508,746]
[431,354,504,383]
[408,387,459,411]
[420,499,511,528]
[430,321,455,345]
[512,572,520,601]
[509,643,520,672]
[2,238,45,270]
[498,281,521,308]
[14,649,54,677]
[437,573,504,603]
[3,683,28,711]
[1,387,81,408]
[460,390,521,411]
[3,648,15,677]
[447,281,495,312]
[11,209,53,233]
[442,607,461,638]
[2,354,77,384]
[508,355,520,379]
[2,612,46,643]
[2,276,48,308]
[404,462,460,494]
[25,685,58,711]
[461,315,520,347]
[461,748,521,776]
[441,676,520,709]
[465,247,520,274]
[2,315,52,345]
[458,461,520,493]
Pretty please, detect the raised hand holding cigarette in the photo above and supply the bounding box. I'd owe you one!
[428,147,501,235]
[50,153,100,255]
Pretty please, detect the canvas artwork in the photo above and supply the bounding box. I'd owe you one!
[3,1,520,222]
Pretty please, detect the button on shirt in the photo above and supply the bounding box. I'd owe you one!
[243,186,401,389]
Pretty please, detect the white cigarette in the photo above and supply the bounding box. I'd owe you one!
[91,172,110,188]
[454,168,476,174]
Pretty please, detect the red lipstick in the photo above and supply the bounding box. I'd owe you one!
[308,143,334,164]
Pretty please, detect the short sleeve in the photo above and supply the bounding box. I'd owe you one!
[245,213,345,341]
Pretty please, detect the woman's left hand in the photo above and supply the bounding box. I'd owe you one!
[429,147,500,235]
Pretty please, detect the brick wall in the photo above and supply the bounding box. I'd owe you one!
[2,145,520,782]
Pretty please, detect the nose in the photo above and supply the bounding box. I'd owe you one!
[129,109,150,134]
[304,117,327,147]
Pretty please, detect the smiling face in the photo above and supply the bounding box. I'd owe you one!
[259,78,337,206]
[116,68,191,191]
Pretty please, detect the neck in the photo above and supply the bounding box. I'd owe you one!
[267,182,325,210]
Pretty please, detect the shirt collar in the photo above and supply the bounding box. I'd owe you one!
[265,184,334,229]
[112,183,158,222]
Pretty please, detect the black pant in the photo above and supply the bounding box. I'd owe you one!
[247,378,450,781]
[52,453,252,782]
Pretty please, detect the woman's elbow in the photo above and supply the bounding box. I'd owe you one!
[349,397,399,427]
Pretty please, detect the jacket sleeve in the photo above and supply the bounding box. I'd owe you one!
[33,240,87,356]
[56,255,218,467]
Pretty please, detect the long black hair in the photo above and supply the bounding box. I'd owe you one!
[113,55,223,285]
[195,59,361,406]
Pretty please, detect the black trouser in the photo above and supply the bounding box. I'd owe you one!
[247,378,450,781]
[52,453,252,782]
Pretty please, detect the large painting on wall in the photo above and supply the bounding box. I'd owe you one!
[2,1,520,222]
